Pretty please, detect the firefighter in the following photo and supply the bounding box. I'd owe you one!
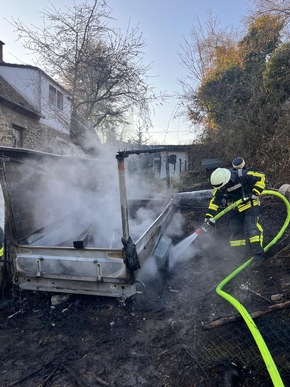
[204,160,266,266]
[232,156,246,170]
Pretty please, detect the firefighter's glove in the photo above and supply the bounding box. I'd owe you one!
[250,193,259,200]
[204,217,216,227]
[243,194,258,202]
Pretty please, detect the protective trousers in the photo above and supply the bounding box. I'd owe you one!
[229,205,264,259]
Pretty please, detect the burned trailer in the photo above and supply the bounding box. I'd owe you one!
[0,147,181,299]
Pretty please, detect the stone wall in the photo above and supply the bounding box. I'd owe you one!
[0,104,85,246]
[0,106,13,147]
[0,105,77,155]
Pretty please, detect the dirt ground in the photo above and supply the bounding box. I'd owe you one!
[1,196,290,387]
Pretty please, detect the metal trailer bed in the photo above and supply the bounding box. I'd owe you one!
[0,147,177,298]
[0,147,212,299]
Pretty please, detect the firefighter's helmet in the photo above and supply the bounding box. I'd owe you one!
[210,168,231,189]
[232,157,245,169]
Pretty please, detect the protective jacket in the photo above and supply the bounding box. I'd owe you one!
[205,168,266,218]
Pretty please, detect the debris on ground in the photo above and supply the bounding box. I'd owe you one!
[1,200,290,386]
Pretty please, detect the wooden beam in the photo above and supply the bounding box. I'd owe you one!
[202,300,290,330]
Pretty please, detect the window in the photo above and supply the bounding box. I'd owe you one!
[49,85,63,110]
[12,125,24,148]
[56,90,63,110]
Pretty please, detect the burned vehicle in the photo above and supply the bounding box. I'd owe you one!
[0,146,210,300]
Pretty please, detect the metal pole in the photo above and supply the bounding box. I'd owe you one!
[165,152,170,189]
[115,147,167,241]
[116,156,130,241]
[0,163,16,240]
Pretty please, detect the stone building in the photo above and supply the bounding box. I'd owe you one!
[0,41,81,155]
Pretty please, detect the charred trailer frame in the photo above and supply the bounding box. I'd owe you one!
[0,147,178,299]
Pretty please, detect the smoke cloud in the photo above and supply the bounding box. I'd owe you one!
[6,144,170,248]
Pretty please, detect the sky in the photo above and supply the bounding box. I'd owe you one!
[1,0,250,145]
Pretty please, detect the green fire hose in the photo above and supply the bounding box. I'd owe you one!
[212,189,290,386]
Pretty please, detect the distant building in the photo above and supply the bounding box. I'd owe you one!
[0,41,78,154]
[150,145,191,179]
[114,143,192,180]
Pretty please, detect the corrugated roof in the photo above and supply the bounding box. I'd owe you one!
[141,144,192,150]
[201,158,225,168]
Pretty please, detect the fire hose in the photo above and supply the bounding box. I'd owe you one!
[210,189,290,387]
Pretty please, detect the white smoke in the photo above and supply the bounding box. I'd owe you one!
[11,145,169,248]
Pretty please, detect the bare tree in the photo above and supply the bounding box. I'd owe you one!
[179,13,241,85]
[179,13,242,129]
[179,8,290,182]
[249,0,290,18]
[11,0,161,144]
[131,121,152,145]
[248,0,290,36]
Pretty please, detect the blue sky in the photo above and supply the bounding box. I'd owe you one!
[2,0,250,145]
